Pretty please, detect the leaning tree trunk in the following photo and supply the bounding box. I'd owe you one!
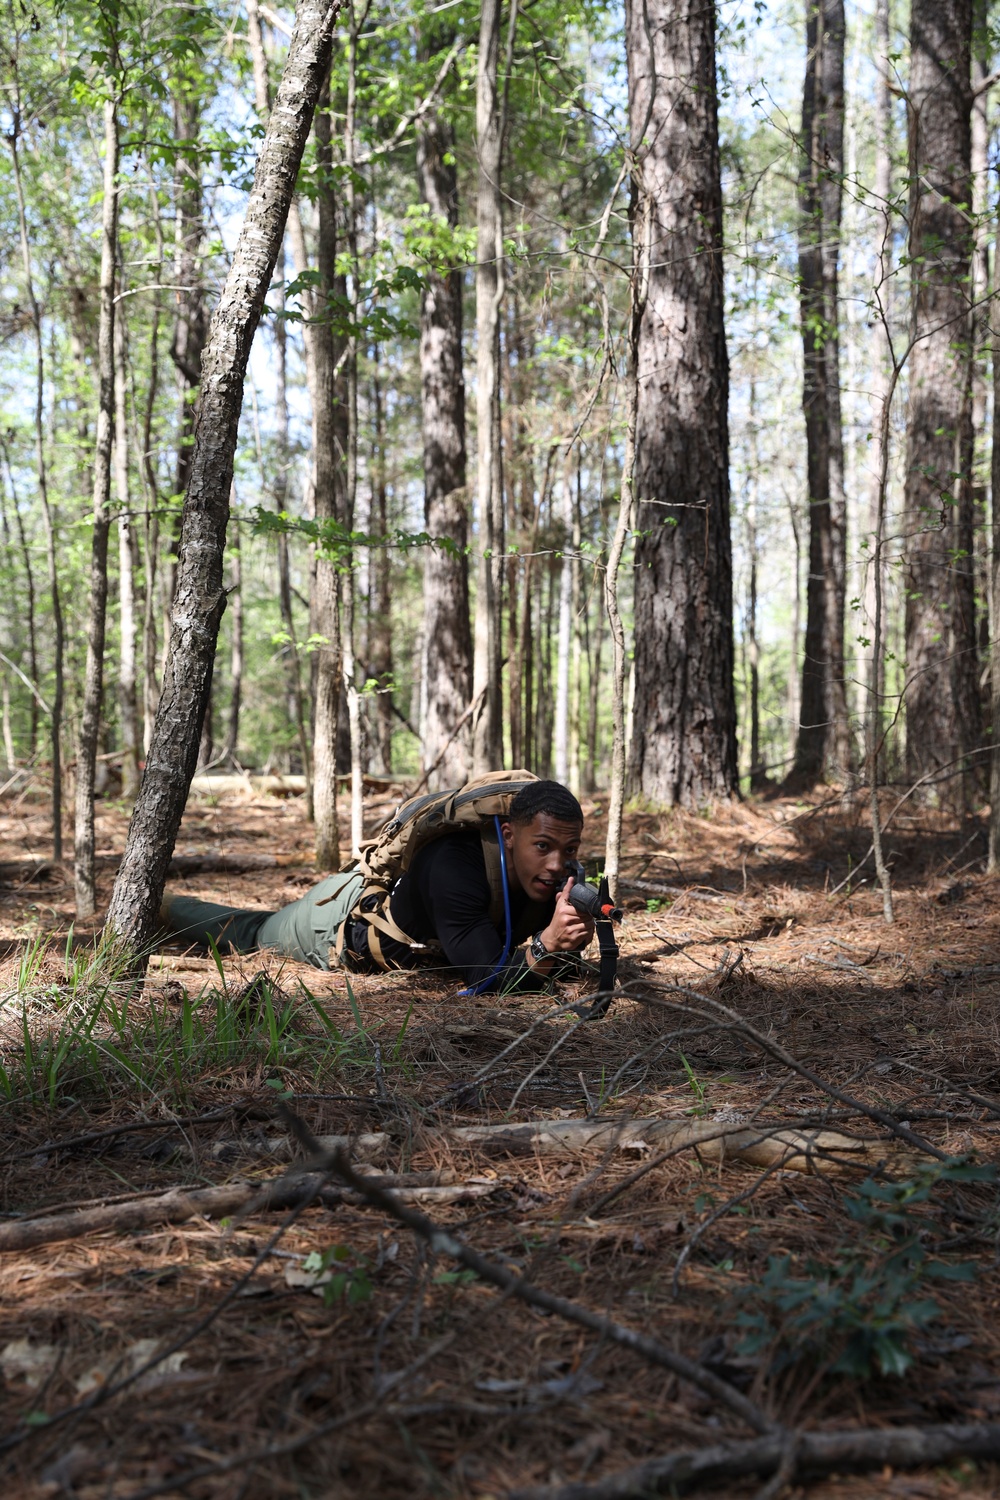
[75,96,119,919]
[417,41,472,789]
[793,0,850,784]
[104,0,342,959]
[624,0,738,808]
[471,0,507,773]
[903,0,976,801]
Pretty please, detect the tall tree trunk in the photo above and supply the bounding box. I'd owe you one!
[862,0,893,781]
[246,0,311,794]
[104,0,342,958]
[624,0,737,808]
[74,97,119,919]
[418,34,472,789]
[472,0,513,772]
[311,72,348,870]
[0,439,39,757]
[224,506,242,763]
[115,280,140,801]
[793,0,849,783]
[142,186,164,755]
[903,0,976,801]
[554,458,573,785]
[9,115,64,857]
[343,1,364,857]
[370,357,393,775]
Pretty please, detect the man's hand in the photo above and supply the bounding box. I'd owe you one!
[540,877,596,953]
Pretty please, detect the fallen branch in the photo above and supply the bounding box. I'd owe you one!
[434,1116,914,1175]
[0,1173,496,1253]
[327,1149,775,1436]
[506,1421,1000,1499]
[619,878,731,904]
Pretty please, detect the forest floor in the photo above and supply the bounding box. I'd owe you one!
[2,778,1000,1498]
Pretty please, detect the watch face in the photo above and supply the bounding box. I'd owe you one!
[530,931,547,961]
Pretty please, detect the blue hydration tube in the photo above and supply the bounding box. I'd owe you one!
[458,815,513,997]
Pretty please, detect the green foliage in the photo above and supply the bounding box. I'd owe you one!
[302,1244,373,1306]
[734,1164,993,1381]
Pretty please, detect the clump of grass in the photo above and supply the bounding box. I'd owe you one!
[0,936,412,1108]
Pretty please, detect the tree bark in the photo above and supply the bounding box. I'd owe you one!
[903,0,976,800]
[418,35,472,789]
[9,111,64,858]
[245,1,311,793]
[224,503,243,763]
[142,186,165,755]
[624,0,738,808]
[554,458,573,785]
[793,0,849,783]
[74,97,119,919]
[370,356,393,775]
[471,0,510,773]
[115,295,140,801]
[103,0,342,958]
[311,73,348,871]
[0,438,39,757]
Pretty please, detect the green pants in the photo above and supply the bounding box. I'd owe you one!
[162,872,365,970]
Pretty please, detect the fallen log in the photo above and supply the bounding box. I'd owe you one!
[506,1422,1000,1499]
[0,1171,495,1253]
[433,1116,913,1174]
[257,1116,913,1176]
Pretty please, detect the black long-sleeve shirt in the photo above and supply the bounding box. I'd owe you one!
[343,832,573,990]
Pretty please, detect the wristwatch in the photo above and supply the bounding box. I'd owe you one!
[529,930,550,963]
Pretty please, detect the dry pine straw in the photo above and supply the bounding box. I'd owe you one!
[1,788,1000,1495]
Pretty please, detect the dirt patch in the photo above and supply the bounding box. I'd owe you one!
[1,782,1000,1497]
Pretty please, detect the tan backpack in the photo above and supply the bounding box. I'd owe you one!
[334,770,542,969]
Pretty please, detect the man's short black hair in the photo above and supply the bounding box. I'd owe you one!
[508,780,583,827]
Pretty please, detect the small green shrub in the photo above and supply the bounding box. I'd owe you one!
[734,1162,993,1381]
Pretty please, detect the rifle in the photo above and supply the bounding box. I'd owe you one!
[566,859,622,1015]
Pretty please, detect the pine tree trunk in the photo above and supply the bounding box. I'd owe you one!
[554,460,573,785]
[418,40,472,789]
[115,302,140,802]
[0,439,39,757]
[794,0,850,783]
[311,72,349,870]
[624,0,737,808]
[9,121,63,856]
[141,189,164,755]
[343,6,364,858]
[246,3,311,796]
[74,97,119,919]
[370,359,393,775]
[472,0,508,772]
[224,510,242,763]
[903,0,976,800]
[104,0,341,958]
[862,0,893,779]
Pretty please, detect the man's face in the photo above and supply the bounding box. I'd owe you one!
[502,813,583,901]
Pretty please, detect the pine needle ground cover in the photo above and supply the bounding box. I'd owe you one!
[2,783,1000,1498]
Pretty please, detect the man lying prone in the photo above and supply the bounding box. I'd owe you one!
[159,780,595,992]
